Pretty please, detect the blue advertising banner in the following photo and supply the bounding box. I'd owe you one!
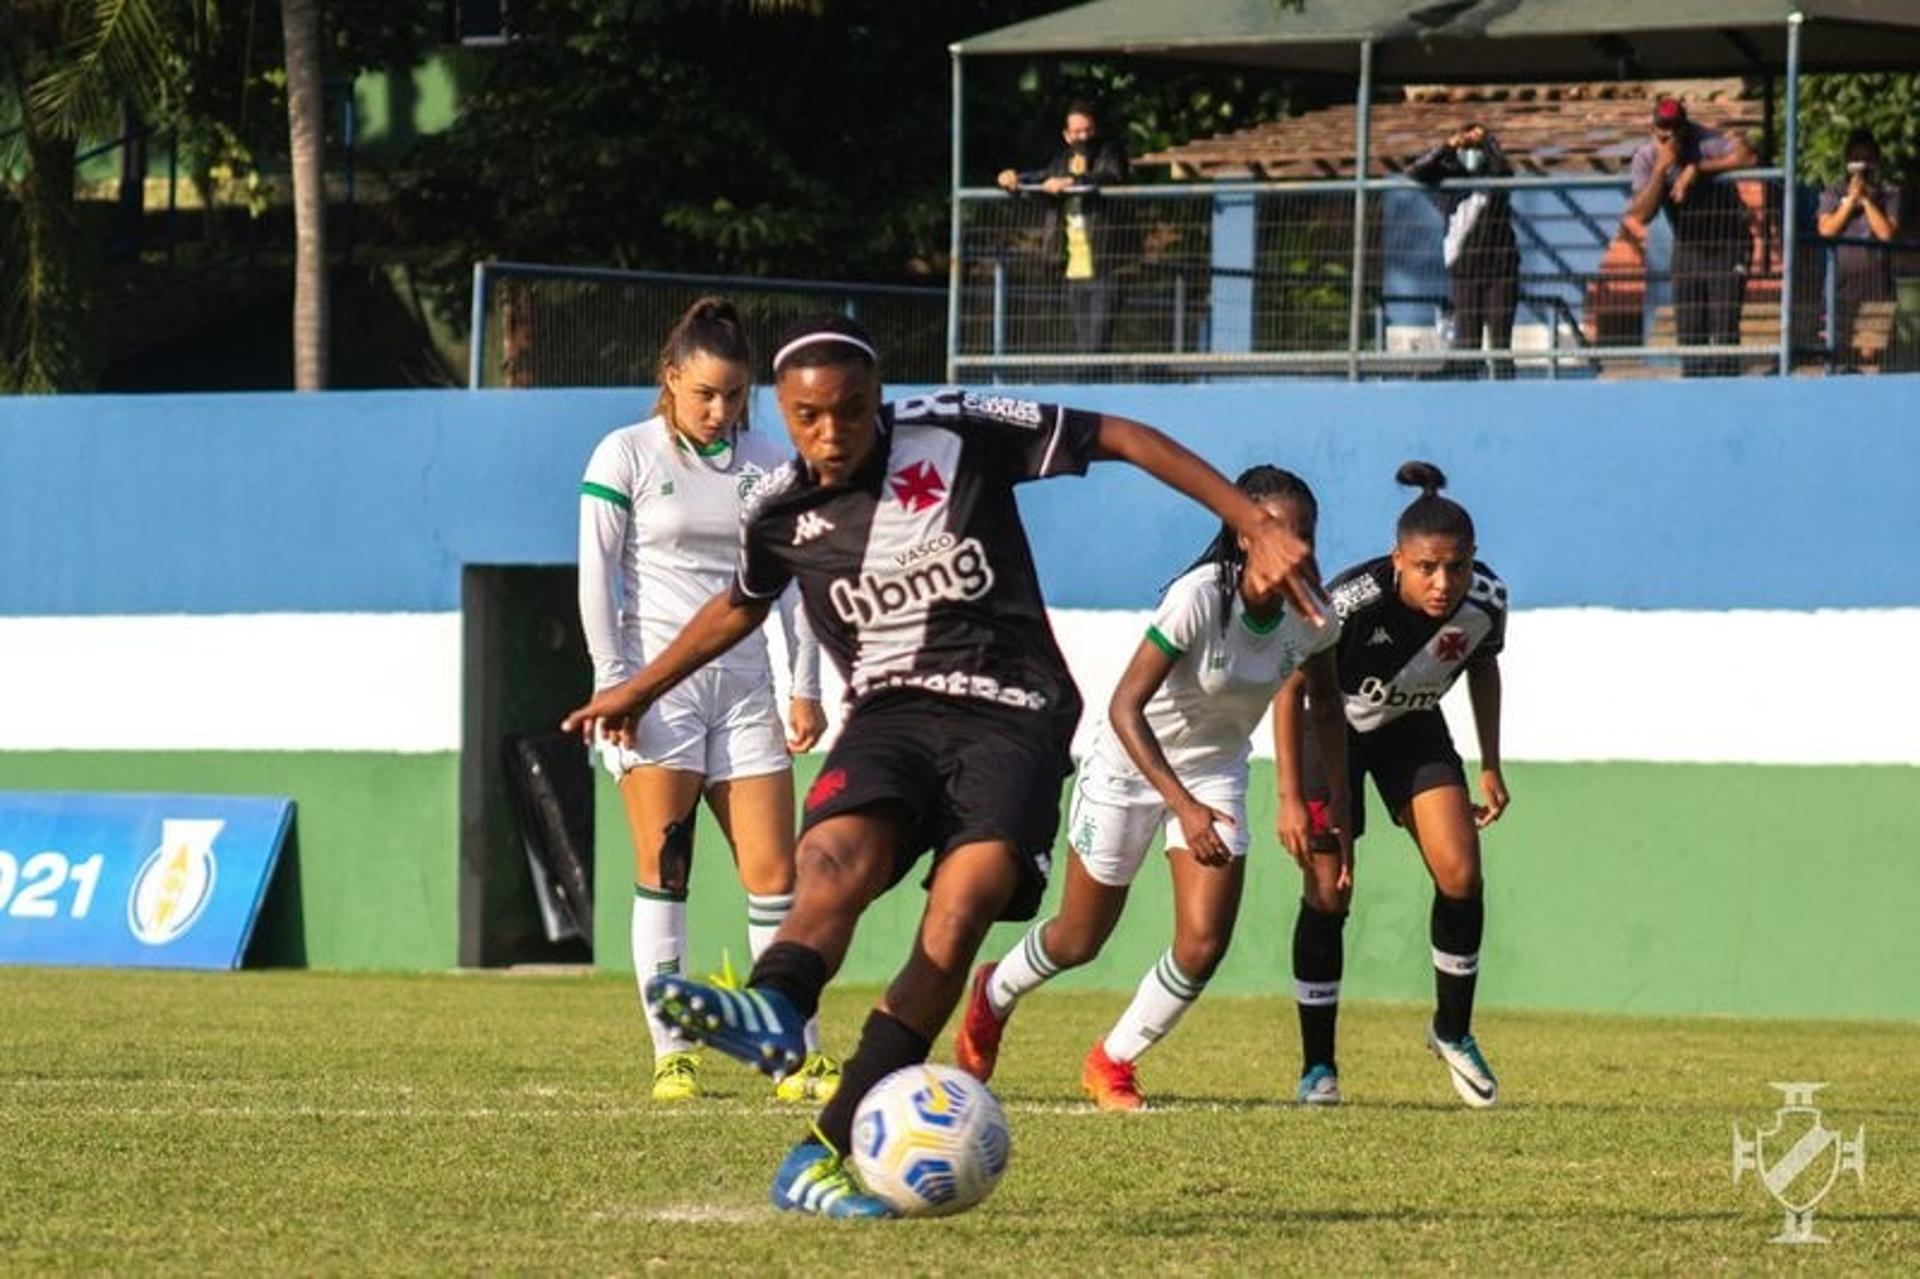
[0,793,293,970]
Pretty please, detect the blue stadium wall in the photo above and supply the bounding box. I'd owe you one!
[2,378,1916,1017]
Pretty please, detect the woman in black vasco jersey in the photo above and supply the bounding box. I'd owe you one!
[1296,461,1509,1109]
[562,316,1323,1217]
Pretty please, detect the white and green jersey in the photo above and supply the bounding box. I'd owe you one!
[1089,563,1340,778]
[579,416,818,695]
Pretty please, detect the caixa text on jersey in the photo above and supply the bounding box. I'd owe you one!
[852,668,1049,712]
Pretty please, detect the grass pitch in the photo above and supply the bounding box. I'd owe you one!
[1,968,1914,1275]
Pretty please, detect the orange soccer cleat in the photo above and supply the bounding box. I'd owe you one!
[1080,1039,1146,1111]
[953,963,1007,1082]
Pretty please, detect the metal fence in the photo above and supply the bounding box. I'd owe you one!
[468,261,948,389]
[951,172,1918,383]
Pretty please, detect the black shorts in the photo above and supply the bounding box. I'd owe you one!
[799,689,1075,922]
[1302,709,1465,842]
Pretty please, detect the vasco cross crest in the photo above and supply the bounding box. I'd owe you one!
[1732,1082,1866,1244]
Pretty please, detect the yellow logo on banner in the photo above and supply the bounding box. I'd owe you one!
[127,819,223,946]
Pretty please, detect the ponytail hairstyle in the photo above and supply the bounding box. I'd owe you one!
[1394,460,1475,544]
[1177,464,1318,634]
[653,296,754,444]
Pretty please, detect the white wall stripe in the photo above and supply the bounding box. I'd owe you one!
[4,609,1916,763]
[0,614,463,753]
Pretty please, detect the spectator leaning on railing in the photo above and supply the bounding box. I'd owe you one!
[1625,97,1758,378]
[1409,123,1520,381]
[997,101,1130,354]
[1816,127,1904,371]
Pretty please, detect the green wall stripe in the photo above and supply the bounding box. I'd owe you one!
[596,758,1920,1021]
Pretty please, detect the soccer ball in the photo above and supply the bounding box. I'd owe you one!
[849,1063,1011,1217]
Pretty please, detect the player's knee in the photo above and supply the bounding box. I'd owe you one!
[918,900,998,971]
[1433,859,1482,899]
[1172,926,1233,982]
[1302,863,1350,914]
[795,830,884,901]
[1041,918,1103,970]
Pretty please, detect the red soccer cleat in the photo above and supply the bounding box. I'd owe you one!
[1080,1040,1145,1111]
[953,963,1008,1083]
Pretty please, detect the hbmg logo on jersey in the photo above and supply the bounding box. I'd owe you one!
[829,536,995,627]
[1356,676,1441,711]
[127,818,223,946]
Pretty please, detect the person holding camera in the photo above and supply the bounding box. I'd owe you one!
[1816,128,1903,371]
[1409,123,1520,380]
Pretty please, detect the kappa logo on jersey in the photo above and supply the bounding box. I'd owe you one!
[1434,629,1470,662]
[792,511,835,545]
[889,460,947,513]
[1356,676,1443,711]
[829,536,995,627]
[1367,627,1394,646]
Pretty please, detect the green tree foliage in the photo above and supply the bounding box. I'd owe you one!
[0,0,430,391]
[400,0,1312,289]
[1792,72,1920,186]
[2,1,207,390]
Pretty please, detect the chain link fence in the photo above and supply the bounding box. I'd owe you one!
[468,262,948,388]
[950,172,1910,382]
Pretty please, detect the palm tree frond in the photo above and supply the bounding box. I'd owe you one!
[27,0,178,138]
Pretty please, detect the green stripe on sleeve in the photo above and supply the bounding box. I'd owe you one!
[580,481,630,509]
[1145,625,1185,659]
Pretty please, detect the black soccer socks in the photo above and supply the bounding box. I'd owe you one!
[750,940,829,1022]
[1292,900,1347,1071]
[814,1009,932,1155]
[1430,890,1485,1042]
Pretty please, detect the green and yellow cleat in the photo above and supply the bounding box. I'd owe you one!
[774,1052,843,1104]
[650,1050,702,1102]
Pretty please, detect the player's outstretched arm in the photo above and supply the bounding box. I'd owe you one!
[1466,654,1508,828]
[1090,415,1324,626]
[560,590,772,739]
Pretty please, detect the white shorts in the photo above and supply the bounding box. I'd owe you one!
[1066,754,1250,888]
[595,665,791,784]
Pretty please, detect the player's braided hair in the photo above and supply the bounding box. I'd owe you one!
[654,295,754,439]
[1178,464,1318,635]
[1394,460,1475,544]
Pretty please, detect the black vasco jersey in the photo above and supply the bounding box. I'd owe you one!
[730,388,1101,723]
[1325,555,1508,733]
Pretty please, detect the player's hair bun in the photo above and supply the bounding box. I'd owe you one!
[1396,460,1448,496]
[686,295,743,330]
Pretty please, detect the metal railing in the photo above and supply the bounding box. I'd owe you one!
[468,261,947,389]
[947,170,1886,382]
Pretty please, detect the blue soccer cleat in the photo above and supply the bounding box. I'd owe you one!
[1296,1062,1341,1107]
[644,974,807,1079]
[1427,1024,1498,1108]
[770,1140,893,1219]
